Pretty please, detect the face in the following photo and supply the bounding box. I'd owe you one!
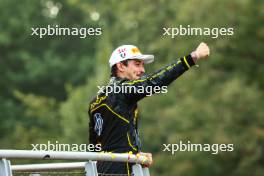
[120,59,145,80]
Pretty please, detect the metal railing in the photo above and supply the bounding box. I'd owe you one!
[0,150,151,176]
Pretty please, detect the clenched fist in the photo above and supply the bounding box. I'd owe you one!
[139,152,153,167]
[191,42,210,61]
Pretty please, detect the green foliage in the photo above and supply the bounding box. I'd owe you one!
[0,0,263,175]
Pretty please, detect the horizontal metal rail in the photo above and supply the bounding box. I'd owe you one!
[0,150,150,165]
[0,150,151,176]
[11,162,86,171]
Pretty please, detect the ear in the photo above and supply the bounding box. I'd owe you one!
[116,62,126,72]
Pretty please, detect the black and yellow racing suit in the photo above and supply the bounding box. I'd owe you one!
[88,54,196,175]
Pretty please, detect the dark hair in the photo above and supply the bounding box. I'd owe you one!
[111,60,128,77]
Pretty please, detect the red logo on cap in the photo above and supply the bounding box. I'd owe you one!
[118,48,126,58]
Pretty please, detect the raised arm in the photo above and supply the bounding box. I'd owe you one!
[122,42,210,101]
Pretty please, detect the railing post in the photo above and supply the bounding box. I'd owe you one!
[132,164,144,176]
[142,167,150,176]
[85,161,98,176]
[0,159,12,176]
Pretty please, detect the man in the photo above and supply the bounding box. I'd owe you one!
[88,43,210,175]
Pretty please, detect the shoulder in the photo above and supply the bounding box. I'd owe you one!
[121,75,149,86]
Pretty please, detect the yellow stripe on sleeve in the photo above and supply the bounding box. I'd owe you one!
[183,56,190,68]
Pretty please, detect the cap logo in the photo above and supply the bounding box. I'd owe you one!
[118,48,126,58]
[131,47,140,54]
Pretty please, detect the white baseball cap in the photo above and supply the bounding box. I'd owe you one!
[109,45,154,67]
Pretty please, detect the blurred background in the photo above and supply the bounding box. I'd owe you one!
[0,0,263,175]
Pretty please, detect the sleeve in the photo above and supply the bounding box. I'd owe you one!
[121,54,196,102]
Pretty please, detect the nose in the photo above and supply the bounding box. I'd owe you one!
[140,66,145,74]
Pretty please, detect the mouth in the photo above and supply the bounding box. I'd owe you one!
[136,74,142,78]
